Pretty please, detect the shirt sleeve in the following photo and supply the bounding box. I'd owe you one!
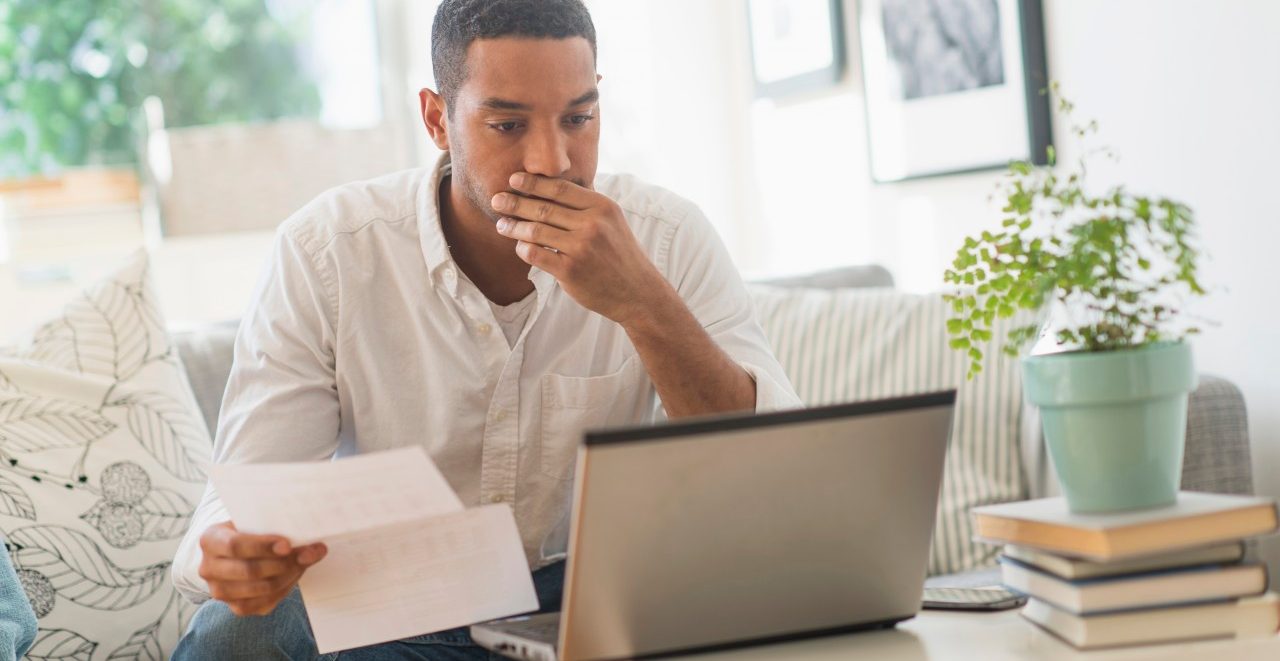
[172,225,343,603]
[663,205,802,413]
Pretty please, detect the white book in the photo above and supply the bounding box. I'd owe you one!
[1001,558,1267,614]
[1003,542,1245,580]
[1022,593,1280,649]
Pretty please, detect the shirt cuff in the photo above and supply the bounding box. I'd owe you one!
[171,496,232,604]
[739,361,803,413]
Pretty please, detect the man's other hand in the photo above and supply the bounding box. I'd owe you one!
[197,521,327,616]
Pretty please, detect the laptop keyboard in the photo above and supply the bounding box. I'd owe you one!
[493,614,560,644]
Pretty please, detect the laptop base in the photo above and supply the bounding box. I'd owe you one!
[473,612,912,661]
[471,613,559,661]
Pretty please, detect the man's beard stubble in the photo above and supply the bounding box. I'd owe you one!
[452,149,588,225]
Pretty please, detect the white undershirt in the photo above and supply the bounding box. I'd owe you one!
[488,291,537,349]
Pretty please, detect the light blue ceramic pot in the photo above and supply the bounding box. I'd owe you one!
[1022,342,1196,513]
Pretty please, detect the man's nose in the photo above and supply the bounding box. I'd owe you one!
[522,124,571,178]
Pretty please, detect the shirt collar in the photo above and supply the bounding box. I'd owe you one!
[417,152,455,292]
[418,152,559,300]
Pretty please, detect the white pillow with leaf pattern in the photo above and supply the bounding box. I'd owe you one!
[0,251,211,661]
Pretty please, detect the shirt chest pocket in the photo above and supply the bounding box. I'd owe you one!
[539,356,649,481]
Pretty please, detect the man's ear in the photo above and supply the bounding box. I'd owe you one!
[420,88,450,152]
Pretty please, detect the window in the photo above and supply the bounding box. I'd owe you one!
[0,0,381,178]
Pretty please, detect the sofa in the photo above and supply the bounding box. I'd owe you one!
[5,247,1254,661]
[87,264,1234,657]
[173,264,1256,563]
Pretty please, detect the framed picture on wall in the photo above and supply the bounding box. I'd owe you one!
[747,0,845,97]
[858,0,1052,182]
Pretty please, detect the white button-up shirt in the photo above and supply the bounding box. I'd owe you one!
[172,155,801,603]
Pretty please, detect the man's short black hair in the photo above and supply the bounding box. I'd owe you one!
[431,0,597,113]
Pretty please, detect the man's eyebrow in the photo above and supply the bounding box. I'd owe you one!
[480,98,532,111]
[478,89,598,112]
[567,89,599,108]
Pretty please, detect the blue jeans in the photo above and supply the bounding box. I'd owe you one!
[171,561,565,660]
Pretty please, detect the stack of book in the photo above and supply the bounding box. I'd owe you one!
[973,492,1280,649]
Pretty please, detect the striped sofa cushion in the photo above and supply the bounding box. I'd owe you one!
[748,285,1030,574]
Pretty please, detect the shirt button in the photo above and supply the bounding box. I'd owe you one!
[477,323,492,336]
[490,494,505,504]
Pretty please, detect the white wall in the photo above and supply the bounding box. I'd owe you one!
[589,1,759,253]
[775,0,1280,571]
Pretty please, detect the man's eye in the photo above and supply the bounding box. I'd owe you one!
[490,122,522,133]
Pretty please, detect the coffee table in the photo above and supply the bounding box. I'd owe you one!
[673,609,1280,660]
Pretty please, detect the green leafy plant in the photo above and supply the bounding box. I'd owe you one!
[0,0,322,178]
[943,84,1207,378]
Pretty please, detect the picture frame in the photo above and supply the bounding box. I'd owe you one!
[857,0,1052,182]
[746,0,845,98]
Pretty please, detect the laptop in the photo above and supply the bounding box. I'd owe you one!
[471,391,956,661]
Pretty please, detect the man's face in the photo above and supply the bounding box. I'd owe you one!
[445,36,600,223]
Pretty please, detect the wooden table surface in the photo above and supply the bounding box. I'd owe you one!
[677,608,1280,661]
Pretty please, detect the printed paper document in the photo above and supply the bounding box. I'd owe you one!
[210,447,539,653]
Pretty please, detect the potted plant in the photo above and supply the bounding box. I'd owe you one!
[943,86,1206,513]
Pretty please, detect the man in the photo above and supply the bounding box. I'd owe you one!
[171,0,799,658]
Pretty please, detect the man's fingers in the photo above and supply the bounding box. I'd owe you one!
[209,571,301,602]
[201,523,291,560]
[226,588,294,617]
[240,582,300,616]
[515,241,569,275]
[508,172,596,210]
[205,543,327,617]
[296,543,328,566]
[491,192,579,229]
[496,218,571,252]
[231,532,291,558]
[201,555,296,582]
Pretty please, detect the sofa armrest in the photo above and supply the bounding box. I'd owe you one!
[170,320,240,439]
[1181,374,1253,494]
[1022,373,1254,498]
[754,264,894,289]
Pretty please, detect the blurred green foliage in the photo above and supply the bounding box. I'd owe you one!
[0,0,322,178]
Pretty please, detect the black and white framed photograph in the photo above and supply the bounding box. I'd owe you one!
[858,0,1051,182]
[746,0,845,97]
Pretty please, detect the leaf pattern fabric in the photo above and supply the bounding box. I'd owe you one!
[105,591,192,661]
[0,398,115,453]
[7,527,168,611]
[25,322,80,376]
[26,629,96,661]
[0,251,211,659]
[79,488,193,547]
[113,393,208,482]
[0,475,37,521]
